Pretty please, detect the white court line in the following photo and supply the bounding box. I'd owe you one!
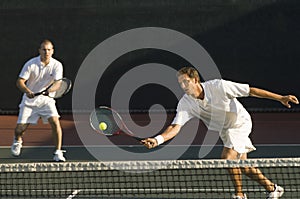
[66,190,81,199]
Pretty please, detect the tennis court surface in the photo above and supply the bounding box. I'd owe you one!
[0,112,300,198]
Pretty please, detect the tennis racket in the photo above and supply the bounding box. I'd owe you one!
[90,106,143,141]
[34,78,72,99]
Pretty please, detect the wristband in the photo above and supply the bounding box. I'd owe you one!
[154,135,164,145]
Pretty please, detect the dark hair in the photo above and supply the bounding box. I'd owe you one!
[177,67,200,82]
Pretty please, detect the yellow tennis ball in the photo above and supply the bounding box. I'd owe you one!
[99,122,107,131]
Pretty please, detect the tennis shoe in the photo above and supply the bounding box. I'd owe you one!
[53,150,66,162]
[232,194,247,199]
[266,184,284,199]
[11,139,23,156]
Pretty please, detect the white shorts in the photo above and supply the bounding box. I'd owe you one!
[219,121,256,154]
[17,103,60,124]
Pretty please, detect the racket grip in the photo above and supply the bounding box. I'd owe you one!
[33,90,48,96]
[133,136,143,141]
[33,92,42,96]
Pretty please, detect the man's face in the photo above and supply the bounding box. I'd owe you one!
[39,43,54,61]
[177,74,198,96]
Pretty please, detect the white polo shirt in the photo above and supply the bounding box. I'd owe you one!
[19,56,63,107]
[172,79,251,132]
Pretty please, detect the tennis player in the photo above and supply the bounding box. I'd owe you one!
[11,39,66,162]
[142,67,299,199]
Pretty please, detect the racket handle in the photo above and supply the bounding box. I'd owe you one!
[132,136,143,141]
[33,92,42,96]
[116,130,142,141]
[33,90,48,96]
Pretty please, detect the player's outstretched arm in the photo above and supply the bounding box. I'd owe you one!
[141,124,182,149]
[249,87,299,108]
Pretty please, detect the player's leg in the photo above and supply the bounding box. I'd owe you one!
[14,105,32,141]
[240,155,284,198]
[240,154,274,191]
[48,116,62,150]
[11,105,34,156]
[48,116,66,162]
[41,102,66,162]
[221,147,246,198]
[11,123,29,156]
[14,123,29,141]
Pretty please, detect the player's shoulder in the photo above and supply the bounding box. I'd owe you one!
[202,79,225,88]
[22,56,40,69]
[50,57,63,65]
[49,57,63,69]
[24,56,39,64]
[205,79,240,86]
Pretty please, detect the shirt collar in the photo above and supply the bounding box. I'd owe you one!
[39,56,53,67]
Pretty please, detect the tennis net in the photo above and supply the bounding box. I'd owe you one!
[0,158,299,198]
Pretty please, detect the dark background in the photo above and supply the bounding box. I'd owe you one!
[1,0,299,113]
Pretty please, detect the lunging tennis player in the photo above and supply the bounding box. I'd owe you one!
[142,67,299,199]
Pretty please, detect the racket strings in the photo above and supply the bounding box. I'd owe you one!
[49,79,71,98]
[92,109,122,136]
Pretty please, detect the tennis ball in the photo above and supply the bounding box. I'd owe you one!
[99,122,107,131]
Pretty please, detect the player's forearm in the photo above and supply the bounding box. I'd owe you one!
[159,124,181,143]
[16,78,32,94]
[249,87,283,102]
[142,124,182,148]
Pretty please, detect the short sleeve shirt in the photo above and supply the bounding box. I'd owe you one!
[172,79,251,132]
[19,56,63,107]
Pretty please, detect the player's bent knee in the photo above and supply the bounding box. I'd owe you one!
[48,117,61,130]
[241,167,259,178]
[15,124,28,133]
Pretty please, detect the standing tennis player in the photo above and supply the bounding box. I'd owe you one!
[11,39,66,162]
[142,67,299,199]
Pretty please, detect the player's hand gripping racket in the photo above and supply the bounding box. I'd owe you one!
[90,106,143,141]
[34,78,72,99]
